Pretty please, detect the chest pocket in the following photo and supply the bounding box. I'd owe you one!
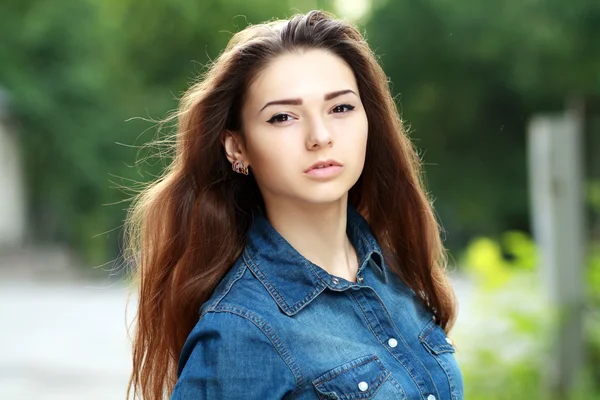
[419,320,465,400]
[312,355,406,400]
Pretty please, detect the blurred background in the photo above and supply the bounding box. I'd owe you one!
[0,0,599,399]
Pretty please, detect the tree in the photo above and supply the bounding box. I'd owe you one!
[364,0,600,251]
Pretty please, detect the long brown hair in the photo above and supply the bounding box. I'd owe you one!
[126,10,457,400]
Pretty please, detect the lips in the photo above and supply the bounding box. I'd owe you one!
[305,159,343,172]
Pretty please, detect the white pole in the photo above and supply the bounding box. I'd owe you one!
[0,97,26,250]
[527,108,585,396]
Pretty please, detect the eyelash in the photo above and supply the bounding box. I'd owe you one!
[266,104,356,124]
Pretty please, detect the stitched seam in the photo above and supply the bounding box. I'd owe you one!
[314,357,389,400]
[365,370,390,399]
[244,247,326,316]
[210,305,305,396]
[243,248,292,311]
[418,319,436,341]
[353,231,375,274]
[372,289,442,400]
[347,290,383,339]
[348,290,431,400]
[430,350,460,400]
[419,320,455,354]
[286,284,326,314]
[388,376,408,399]
[200,263,246,317]
[305,260,328,285]
[342,371,388,400]
[419,321,461,399]
[313,356,378,385]
[288,256,327,313]
[351,220,383,265]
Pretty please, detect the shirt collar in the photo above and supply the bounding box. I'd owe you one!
[243,205,384,316]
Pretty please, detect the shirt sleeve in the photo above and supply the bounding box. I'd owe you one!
[171,310,297,400]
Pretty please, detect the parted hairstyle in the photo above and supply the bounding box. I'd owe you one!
[125,10,457,400]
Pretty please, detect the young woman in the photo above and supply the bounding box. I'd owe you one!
[126,10,463,400]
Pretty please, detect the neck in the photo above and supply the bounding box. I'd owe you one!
[263,196,359,281]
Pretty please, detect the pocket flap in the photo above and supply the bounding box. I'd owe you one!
[312,355,390,399]
[419,319,455,355]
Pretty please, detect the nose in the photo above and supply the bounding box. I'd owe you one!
[305,117,333,150]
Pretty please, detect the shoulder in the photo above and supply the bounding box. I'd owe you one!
[189,256,292,357]
[175,256,303,383]
[199,256,281,319]
[180,308,288,367]
[174,309,300,399]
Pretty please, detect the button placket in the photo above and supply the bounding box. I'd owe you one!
[349,287,439,399]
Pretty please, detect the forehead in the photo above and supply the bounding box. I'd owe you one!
[246,49,359,105]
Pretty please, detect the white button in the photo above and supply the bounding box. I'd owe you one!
[358,381,369,392]
[388,338,398,348]
[427,395,436,400]
[332,277,340,284]
[445,337,453,345]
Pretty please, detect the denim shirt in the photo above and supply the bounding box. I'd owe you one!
[172,206,464,399]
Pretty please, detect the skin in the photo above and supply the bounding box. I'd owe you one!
[222,49,369,281]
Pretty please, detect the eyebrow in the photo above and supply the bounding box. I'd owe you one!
[258,89,358,114]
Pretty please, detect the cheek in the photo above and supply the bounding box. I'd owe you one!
[246,135,295,180]
[350,114,369,172]
[345,112,369,154]
[360,112,369,141]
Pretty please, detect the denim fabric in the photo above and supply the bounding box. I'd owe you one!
[172,206,464,399]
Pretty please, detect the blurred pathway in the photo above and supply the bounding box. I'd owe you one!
[0,279,136,400]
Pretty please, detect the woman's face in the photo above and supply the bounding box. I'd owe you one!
[229,49,368,209]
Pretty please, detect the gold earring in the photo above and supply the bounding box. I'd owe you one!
[232,160,249,175]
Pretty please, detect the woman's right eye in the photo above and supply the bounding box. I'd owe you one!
[267,113,292,124]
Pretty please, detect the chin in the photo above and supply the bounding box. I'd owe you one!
[304,195,347,205]
[300,185,354,205]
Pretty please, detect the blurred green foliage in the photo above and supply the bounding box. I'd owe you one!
[0,0,332,263]
[0,0,599,265]
[364,0,600,250]
[460,233,600,398]
[462,231,537,289]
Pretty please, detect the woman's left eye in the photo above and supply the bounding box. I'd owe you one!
[331,104,356,114]
[267,113,294,124]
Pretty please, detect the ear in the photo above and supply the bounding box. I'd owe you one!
[221,130,248,165]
